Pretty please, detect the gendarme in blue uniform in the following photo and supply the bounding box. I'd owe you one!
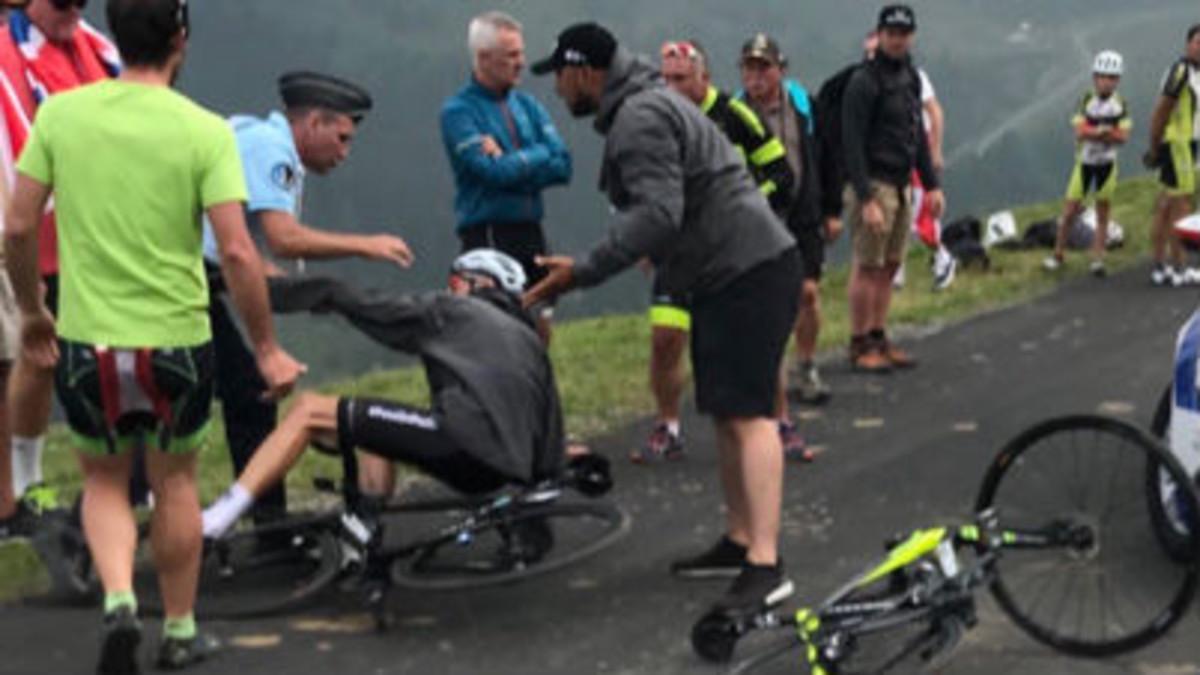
[202,111,305,261]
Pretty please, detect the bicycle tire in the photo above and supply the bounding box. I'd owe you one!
[976,414,1200,657]
[390,499,630,591]
[1147,383,1197,562]
[135,514,343,619]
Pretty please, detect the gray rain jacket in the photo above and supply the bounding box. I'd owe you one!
[572,49,796,298]
[268,277,564,485]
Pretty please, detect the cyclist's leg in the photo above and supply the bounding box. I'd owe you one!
[1092,163,1117,261]
[649,289,690,431]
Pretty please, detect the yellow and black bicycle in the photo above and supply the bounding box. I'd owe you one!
[691,415,1200,674]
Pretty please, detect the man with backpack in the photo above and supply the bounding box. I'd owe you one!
[738,33,831,413]
[837,5,942,373]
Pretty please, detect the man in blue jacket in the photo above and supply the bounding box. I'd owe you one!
[440,10,572,342]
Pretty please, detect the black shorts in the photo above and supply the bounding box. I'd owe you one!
[55,340,215,455]
[690,248,802,418]
[459,221,551,290]
[338,397,508,495]
[794,226,823,282]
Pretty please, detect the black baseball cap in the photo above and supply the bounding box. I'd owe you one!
[279,71,373,121]
[877,4,917,32]
[531,22,618,75]
[740,32,786,67]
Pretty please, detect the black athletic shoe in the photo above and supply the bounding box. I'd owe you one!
[97,606,142,675]
[0,501,35,540]
[156,632,220,670]
[670,537,747,579]
[713,562,795,615]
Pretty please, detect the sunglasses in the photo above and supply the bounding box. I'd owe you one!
[49,0,86,10]
[660,41,701,63]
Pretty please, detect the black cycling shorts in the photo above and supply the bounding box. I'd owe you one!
[337,397,508,495]
[690,248,801,418]
[55,340,215,455]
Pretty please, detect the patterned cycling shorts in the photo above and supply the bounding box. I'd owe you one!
[55,340,215,455]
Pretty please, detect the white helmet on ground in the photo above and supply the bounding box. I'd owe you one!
[451,248,527,294]
[1092,50,1124,76]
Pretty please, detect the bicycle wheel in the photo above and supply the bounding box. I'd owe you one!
[135,514,343,619]
[1147,383,1198,562]
[390,499,630,591]
[977,415,1200,657]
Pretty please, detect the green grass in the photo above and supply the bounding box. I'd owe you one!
[34,176,1163,506]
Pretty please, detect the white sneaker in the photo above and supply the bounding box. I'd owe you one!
[1042,256,1063,272]
[892,261,906,289]
[1089,260,1107,278]
[1152,264,1173,286]
[1184,268,1200,285]
[932,249,957,291]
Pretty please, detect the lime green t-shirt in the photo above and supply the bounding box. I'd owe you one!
[16,79,247,348]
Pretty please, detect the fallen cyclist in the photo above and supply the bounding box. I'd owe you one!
[202,249,610,544]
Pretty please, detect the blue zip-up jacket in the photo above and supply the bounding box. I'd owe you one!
[440,79,572,231]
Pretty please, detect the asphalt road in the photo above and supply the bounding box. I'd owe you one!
[2,264,1199,675]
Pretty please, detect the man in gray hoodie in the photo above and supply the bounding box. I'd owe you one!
[525,23,801,616]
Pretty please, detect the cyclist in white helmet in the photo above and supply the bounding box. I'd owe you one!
[1043,50,1131,277]
[201,249,590,539]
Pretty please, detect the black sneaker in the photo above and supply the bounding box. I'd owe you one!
[713,562,795,615]
[0,501,35,540]
[156,632,220,670]
[97,606,142,675]
[670,536,747,579]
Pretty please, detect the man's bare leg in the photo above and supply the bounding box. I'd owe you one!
[203,393,339,538]
[0,363,15,522]
[650,326,688,428]
[77,452,138,600]
[7,356,53,496]
[716,416,782,566]
[715,420,750,548]
[145,449,201,620]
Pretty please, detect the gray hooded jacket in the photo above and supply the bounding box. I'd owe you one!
[572,49,796,298]
[268,276,564,485]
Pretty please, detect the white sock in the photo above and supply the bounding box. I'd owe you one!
[202,483,254,540]
[11,436,44,495]
[664,420,681,437]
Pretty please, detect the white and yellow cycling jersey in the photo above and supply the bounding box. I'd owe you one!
[1071,90,1132,166]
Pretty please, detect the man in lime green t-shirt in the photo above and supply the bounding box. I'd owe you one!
[3,1,305,672]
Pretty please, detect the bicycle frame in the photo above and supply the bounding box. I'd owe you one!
[751,512,1092,675]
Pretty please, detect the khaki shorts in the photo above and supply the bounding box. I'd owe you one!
[0,270,18,362]
[845,181,912,268]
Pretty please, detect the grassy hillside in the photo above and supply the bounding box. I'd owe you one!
[31,176,1163,506]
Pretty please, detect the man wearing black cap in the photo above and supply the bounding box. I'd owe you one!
[201,70,414,520]
[842,4,942,372]
[526,22,801,617]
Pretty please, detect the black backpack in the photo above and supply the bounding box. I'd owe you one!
[813,63,862,193]
[1021,219,1058,249]
[814,59,924,198]
[940,216,991,269]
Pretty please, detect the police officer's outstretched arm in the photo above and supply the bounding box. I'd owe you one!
[209,201,306,400]
[257,210,413,268]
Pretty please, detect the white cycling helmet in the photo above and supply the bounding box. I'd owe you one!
[451,248,527,294]
[1092,50,1124,76]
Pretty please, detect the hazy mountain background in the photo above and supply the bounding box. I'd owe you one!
[83,1,1200,378]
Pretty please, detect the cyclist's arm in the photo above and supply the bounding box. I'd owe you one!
[4,173,51,315]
